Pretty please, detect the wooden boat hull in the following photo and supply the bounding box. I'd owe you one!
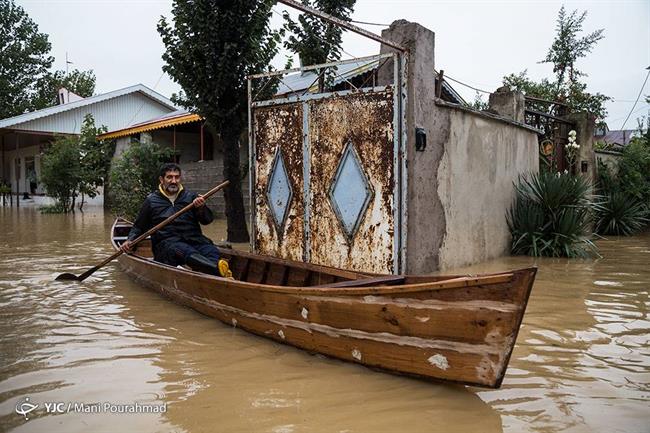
[112,219,535,388]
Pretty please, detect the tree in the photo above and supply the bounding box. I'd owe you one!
[31,69,96,108]
[502,7,610,127]
[77,114,109,210]
[40,135,81,212]
[542,7,604,92]
[0,0,53,118]
[40,115,110,212]
[109,141,175,220]
[158,0,282,242]
[283,0,355,66]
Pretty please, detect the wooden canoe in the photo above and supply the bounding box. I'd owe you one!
[111,218,535,388]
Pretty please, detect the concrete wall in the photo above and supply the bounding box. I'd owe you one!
[436,107,538,269]
[382,20,538,273]
[595,150,622,176]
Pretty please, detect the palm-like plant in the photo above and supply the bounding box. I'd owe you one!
[594,192,648,236]
[507,171,598,257]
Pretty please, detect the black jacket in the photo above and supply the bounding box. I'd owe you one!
[127,188,214,250]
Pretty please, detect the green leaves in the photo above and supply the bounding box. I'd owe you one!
[507,171,599,258]
[0,0,96,117]
[502,7,610,128]
[40,115,110,212]
[109,141,175,220]
[0,0,53,118]
[594,135,650,236]
[594,191,648,236]
[283,0,356,86]
[158,0,280,128]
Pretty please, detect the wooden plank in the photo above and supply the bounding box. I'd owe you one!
[247,260,268,284]
[265,263,288,285]
[219,247,362,281]
[286,268,310,287]
[315,275,405,288]
[230,256,250,282]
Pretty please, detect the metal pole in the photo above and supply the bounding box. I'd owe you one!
[15,134,19,207]
[200,123,204,161]
[276,0,407,52]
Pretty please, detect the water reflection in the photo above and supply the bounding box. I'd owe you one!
[0,207,648,432]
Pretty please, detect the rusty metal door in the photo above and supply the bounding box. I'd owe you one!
[249,53,406,274]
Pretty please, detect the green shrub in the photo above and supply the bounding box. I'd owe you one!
[40,135,82,212]
[38,203,67,214]
[618,139,650,211]
[507,171,598,258]
[40,115,110,212]
[109,141,174,220]
[594,191,648,236]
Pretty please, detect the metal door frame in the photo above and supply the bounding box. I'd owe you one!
[248,52,408,273]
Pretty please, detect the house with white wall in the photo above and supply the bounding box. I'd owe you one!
[0,84,176,204]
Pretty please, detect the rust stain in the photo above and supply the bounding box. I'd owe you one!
[308,90,395,274]
[253,89,397,274]
[253,103,304,261]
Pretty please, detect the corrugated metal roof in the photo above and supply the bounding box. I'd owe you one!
[276,59,381,95]
[594,129,637,147]
[0,84,177,129]
[275,58,465,104]
[99,110,202,140]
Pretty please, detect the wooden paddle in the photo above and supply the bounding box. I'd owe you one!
[55,180,230,282]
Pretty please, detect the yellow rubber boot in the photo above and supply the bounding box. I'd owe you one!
[218,259,234,279]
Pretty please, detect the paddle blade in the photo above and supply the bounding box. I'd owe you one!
[55,273,81,281]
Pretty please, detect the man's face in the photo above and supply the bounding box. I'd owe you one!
[160,170,181,194]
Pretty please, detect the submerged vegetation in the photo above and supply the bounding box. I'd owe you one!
[593,129,650,236]
[507,171,597,258]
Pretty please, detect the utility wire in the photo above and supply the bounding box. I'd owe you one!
[441,74,492,94]
[350,19,390,27]
[620,68,650,130]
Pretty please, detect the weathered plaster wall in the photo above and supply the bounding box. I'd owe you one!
[567,112,596,188]
[381,20,448,274]
[381,20,538,273]
[595,150,622,176]
[436,107,538,269]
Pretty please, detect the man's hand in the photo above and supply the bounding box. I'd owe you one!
[120,240,134,253]
[193,195,206,208]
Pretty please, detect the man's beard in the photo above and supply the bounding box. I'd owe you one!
[165,184,179,194]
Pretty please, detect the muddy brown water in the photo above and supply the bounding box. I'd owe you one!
[0,207,648,433]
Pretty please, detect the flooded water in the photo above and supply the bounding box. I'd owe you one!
[0,206,648,433]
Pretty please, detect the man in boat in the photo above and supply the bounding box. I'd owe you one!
[120,163,232,278]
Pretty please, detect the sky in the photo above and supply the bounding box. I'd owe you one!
[16,0,650,130]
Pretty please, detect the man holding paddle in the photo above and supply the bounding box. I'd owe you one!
[121,163,232,278]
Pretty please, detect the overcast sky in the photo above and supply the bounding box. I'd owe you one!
[17,0,650,130]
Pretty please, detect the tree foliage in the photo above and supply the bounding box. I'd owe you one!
[109,141,175,220]
[0,0,53,118]
[31,69,96,108]
[283,0,355,67]
[158,0,282,242]
[40,136,80,213]
[503,6,610,126]
[0,0,96,118]
[40,115,110,212]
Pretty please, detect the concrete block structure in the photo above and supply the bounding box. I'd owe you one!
[380,21,539,272]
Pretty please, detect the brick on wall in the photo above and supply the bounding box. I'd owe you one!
[180,160,250,219]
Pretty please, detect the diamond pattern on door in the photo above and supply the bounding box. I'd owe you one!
[328,142,373,240]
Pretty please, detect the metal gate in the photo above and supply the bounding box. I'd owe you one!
[248,53,407,274]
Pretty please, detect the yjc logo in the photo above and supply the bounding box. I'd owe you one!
[15,397,38,420]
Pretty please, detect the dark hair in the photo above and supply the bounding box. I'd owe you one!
[159,163,181,178]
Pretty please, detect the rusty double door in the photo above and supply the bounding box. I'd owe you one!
[249,56,405,274]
